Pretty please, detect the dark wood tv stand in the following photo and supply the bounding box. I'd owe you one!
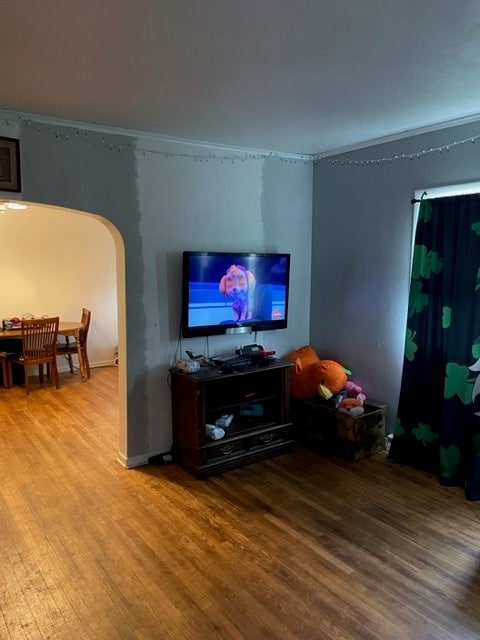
[170,358,294,478]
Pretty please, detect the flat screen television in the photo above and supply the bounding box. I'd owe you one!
[181,251,291,338]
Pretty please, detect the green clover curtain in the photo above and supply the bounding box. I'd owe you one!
[388,194,480,499]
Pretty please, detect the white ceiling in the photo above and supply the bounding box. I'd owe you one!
[3,0,480,157]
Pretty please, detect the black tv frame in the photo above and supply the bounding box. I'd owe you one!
[181,251,291,338]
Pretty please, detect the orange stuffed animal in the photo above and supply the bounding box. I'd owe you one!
[286,345,348,400]
[315,360,348,400]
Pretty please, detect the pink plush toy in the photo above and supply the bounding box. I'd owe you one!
[336,380,367,417]
[344,380,366,403]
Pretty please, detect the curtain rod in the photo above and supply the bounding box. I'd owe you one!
[411,191,428,205]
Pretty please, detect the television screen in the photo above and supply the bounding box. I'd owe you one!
[181,251,291,338]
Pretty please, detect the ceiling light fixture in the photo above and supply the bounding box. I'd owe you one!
[0,201,28,211]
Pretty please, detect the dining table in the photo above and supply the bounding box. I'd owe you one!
[0,321,84,388]
[0,321,83,340]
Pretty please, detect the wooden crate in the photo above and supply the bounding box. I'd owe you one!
[292,397,386,461]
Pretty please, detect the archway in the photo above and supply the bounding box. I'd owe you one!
[0,199,127,462]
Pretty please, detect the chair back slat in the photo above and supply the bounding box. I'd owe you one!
[22,317,60,363]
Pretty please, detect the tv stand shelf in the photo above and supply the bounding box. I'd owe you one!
[170,358,294,478]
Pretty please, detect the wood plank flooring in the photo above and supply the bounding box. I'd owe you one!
[1,367,480,639]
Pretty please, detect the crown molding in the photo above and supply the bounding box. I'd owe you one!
[0,109,312,162]
[313,113,480,160]
[4,108,480,162]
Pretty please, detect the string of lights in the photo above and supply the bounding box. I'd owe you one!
[0,113,312,164]
[2,112,479,167]
[317,133,480,166]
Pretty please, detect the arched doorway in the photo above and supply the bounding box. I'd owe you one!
[0,199,127,462]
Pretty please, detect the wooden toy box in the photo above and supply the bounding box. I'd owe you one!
[292,398,386,461]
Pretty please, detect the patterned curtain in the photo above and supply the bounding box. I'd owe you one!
[388,194,480,499]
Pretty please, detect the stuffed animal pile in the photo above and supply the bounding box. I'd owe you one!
[286,345,366,416]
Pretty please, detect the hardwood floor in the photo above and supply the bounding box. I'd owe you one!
[1,367,480,639]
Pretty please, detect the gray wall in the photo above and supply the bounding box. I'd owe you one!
[0,116,312,465]
[7,111,476,454]
[312,121,480,434]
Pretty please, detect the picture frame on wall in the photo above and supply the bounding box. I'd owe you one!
[0,137,21,192]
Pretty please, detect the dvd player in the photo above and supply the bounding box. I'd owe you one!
[211,354,252,368]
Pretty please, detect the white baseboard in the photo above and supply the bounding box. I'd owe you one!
[56,358,116,372]
[93,359,117,368]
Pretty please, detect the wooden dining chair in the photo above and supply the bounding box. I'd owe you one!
[8,317,60,395]
[0,351,13,388]
[0,338,23,389]
[56,308,91,382]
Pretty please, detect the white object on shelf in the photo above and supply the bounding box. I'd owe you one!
[206,424,225,440]
[216,414,233,428]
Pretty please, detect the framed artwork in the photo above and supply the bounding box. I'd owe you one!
[0,137,21,192]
